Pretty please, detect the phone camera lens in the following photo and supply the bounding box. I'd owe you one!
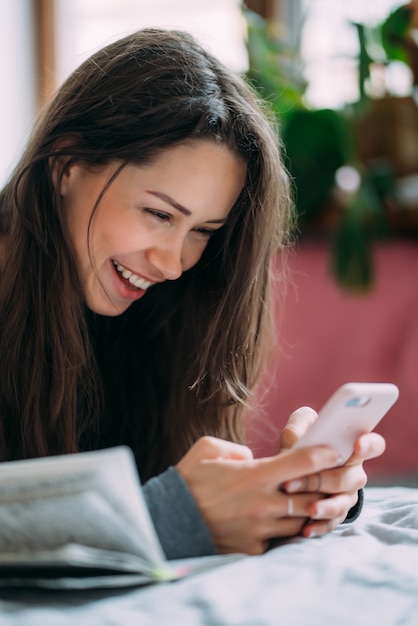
[345,396,371,408]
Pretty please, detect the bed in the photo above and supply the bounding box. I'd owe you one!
[0,486,417,625]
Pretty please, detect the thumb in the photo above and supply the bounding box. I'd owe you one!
[280,406,318,450]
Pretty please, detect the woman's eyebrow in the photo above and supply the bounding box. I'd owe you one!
[147,190,227,224]
[147,190,191,216]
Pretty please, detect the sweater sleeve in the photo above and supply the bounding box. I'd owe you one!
[142,466,218,560]
[342,488,364,524]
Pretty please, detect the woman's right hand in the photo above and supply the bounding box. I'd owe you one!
[175,436,340,555]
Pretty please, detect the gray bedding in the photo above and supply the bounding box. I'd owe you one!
[0,486,417,625]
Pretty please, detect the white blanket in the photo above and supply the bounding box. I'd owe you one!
[0,487,417,625]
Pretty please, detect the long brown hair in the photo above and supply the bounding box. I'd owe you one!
[0,29,293,478]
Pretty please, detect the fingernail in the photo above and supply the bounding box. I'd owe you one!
[286,479,303,493]
[359,439,369,455]
[312,505,324,519]
[305,527,317,538]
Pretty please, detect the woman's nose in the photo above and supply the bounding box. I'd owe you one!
[146,241,183,281]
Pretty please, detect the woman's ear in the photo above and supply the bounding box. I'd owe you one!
[56,160,74,197]
[49,155,69,192]
[48,137,78,193]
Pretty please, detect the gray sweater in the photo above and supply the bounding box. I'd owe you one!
[143,466,216,559]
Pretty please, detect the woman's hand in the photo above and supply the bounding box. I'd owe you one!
[176,435,341,555]
[280,406,386,538]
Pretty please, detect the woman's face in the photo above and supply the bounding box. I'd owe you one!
[61,141,246,316]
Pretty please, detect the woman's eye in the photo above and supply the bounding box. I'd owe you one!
[145,209,170,222]
[193,227,216,239]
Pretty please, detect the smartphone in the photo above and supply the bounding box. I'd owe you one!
[292,382,399,464]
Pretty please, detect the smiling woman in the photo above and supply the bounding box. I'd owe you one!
[0,28,383,561]
[60,141,245,316]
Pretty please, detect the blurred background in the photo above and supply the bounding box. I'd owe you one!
[2,0,417,484]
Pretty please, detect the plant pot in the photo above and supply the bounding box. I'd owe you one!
[354,96,418,177]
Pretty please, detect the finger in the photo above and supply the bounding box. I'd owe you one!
[279,491,324,517]
[217,493,321,554]
[307,492,359,524]
[302,491,359,538]
[242,516,310,551]
[284,462,367,495]
[267,492,328,541]
[302,518,337,539]
[282,471,322,494]
[267,517,308,540]
[269,445,341,488]
[280,406,318,450]
[349,432,386,464]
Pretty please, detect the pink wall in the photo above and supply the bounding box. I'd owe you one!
[245,240,418,480]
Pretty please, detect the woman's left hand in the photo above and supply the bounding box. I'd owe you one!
[279,406,386,538]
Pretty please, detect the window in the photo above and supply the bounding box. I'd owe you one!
[0,0,246,186]
[54,0,247,84]
[0,0,36,187]
[300,0,409,108]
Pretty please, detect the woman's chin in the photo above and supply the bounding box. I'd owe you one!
[85,292,133,317]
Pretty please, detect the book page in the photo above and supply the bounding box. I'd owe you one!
[0,447,166,569]
[0,491,151,557]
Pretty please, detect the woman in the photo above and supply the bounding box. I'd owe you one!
[0,29,384,559]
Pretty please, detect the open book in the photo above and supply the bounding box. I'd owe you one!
[0,446,241,589]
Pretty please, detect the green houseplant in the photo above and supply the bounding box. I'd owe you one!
[243,3,418,291]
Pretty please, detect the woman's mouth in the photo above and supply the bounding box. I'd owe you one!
[112,261,154,291]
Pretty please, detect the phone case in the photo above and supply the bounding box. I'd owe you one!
[292,382,399,464]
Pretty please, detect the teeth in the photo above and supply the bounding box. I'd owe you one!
[113,262,153,290]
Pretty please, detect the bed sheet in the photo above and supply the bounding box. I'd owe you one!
[0,486,417,626]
